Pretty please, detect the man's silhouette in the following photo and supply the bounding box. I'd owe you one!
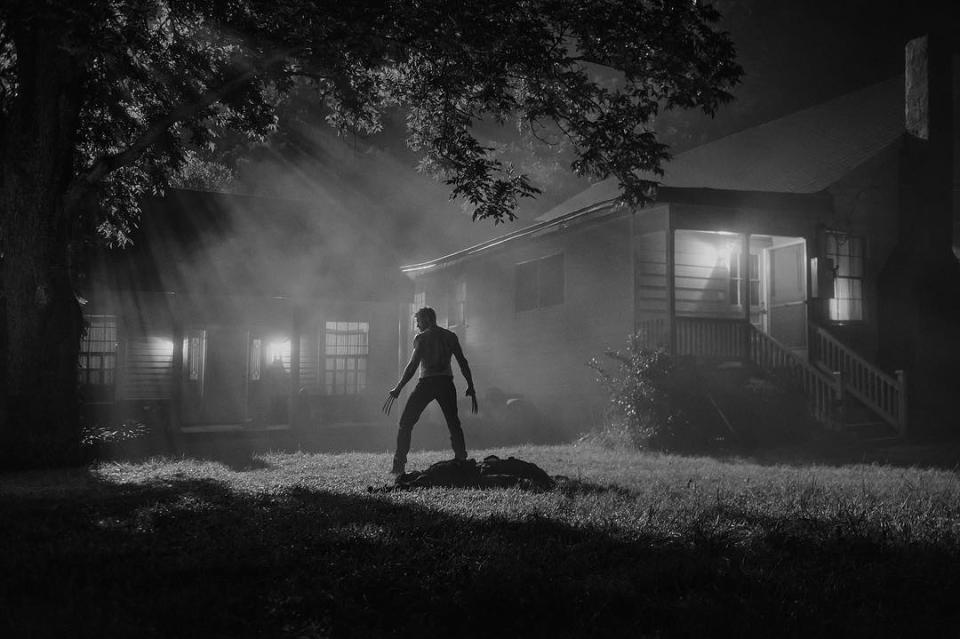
[383,307,477,476]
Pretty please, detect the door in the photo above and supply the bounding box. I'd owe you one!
[765,240,807,350]
[199,327,249,424]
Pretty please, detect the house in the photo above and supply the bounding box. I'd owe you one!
[80,189,411,437]
[403,53,959,439]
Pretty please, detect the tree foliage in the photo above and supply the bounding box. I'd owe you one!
[2,0,740,236]
[0,0,740,467]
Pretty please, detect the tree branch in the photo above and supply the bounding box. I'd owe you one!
[63,50,294,214]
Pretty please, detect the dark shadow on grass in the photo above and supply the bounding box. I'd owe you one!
[2,472,959,638]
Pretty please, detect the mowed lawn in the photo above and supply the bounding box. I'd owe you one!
[2,443,960,638]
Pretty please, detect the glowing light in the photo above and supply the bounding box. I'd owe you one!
[267,338,290,363]
[151,338,175,357]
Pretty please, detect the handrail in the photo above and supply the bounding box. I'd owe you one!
[811,324,907,434]
[748,325,843,429]
[637,316,842,428]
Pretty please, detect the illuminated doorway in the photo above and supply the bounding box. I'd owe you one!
[759,237,807,351]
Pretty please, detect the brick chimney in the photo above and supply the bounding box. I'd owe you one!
[877,29,960,436]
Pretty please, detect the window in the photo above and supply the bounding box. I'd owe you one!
[729,252,760,306]
[78,315,117,388]
[515,253,564,312]
[452,279,466,327]
[324,321,369,395]
[184,329,206,382]
[413,291,426,310]
[249,338,262,381]
[825,231,864,321]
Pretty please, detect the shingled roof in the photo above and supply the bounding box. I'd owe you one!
[536,75,905,222]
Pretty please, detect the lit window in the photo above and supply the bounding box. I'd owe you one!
[267,338,291,367]
[78,315,117,387]
[324,321,369,395]
[452,279,466,327]
[515,253,564,312]
[250,338,262,381]
[184,330,206,382]
[729,252,760,306]
[826,232,864,321]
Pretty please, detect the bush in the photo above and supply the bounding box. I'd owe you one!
[589,335,716,451]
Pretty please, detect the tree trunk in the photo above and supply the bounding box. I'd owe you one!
[0,22,86,469]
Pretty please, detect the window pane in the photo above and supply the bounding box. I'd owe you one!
[729,277,740,305]
[729,254,741,279]
[323,321,370,394]
[539,253,565,307]
[515,260,539,311]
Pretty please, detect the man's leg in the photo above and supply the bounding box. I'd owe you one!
[436,378,467,460]
[394,381,433,473]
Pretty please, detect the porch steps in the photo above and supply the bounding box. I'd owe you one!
[809,324,907,436]
[637,316,908,438]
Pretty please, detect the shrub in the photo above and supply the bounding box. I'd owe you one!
[80,420,150,447]
[589,335,715,451]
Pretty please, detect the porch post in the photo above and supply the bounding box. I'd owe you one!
[164,292,182,454]
[290,305,301,428]
[666,223,677,354]
[741,233,751,361]
[630,210,638,335]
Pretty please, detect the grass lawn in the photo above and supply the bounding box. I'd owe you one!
[2,443,959,638]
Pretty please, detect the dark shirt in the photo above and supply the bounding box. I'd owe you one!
[414,326,462,378]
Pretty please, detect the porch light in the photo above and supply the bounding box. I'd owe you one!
[267,338,290,364]
[154,338,175,357]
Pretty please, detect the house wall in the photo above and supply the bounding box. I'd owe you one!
[82,292,399,429]
[415,211,637,436]
[821,145,901,360]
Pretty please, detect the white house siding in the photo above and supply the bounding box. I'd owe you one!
[118,337,175,400]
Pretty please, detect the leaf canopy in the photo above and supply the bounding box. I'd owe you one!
[0,0,741,242]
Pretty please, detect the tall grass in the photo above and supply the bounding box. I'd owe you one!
[2,444,959,637]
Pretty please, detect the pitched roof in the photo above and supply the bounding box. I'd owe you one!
[536,75,905,222]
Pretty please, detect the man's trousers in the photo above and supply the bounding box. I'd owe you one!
[394,376,467,465]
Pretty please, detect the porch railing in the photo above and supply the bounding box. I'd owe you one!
[634,317,670,349]
[674,317,748,359]
[811,325,907,434]
[635,316,747,359]
[749,325,843,428]
[633,316,906,432]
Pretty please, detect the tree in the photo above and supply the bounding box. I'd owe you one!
[0,0,740,468]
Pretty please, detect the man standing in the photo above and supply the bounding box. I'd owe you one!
[383,307,478,477]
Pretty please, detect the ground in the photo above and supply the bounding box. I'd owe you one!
[2,440,959,637]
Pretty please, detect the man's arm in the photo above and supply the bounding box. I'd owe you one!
[452,338,478,414]
[390,340,422,397]
[452,338,475,393]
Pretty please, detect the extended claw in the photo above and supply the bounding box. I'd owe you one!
[382,394,396,415]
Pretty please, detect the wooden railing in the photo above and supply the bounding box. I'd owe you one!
[674,317,748,359]
[635,316,747,358]
[811,325,907,434]
[631,316,909,433]
[749,325,843,428]
[634,317,669,349]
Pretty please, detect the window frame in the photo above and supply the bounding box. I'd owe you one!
[323,321,370,396]
[515,252,565,312]
[78,315,119,395]
[728,251,760,307]
[824,230,865,323]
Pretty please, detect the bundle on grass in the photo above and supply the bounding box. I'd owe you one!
[369,455,555,493]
